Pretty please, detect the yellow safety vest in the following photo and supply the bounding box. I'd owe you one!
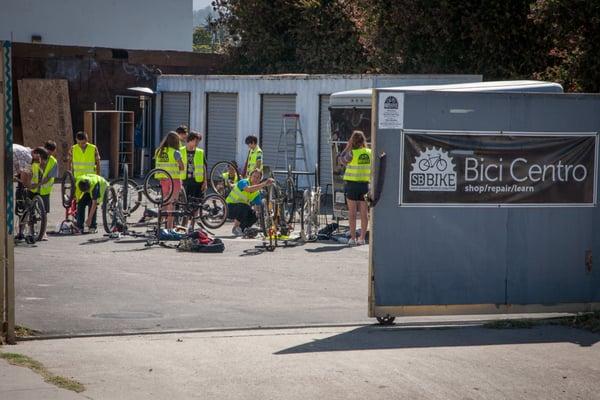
[226,179,260,205]
[72,144,97,178]
[154,148,180,180]
[343,148,372,182]
[31,156,57,196]
[75,174,108,203]
[247,146,263,173]
[222,171,239,184]
[180,147,205,182]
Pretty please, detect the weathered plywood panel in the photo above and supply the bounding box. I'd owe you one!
[17,79,72,174]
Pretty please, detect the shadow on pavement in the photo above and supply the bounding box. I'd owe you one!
[274,324,600,355]
[305,245,348,253]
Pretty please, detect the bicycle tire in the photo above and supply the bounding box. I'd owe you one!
[122,163,129,212]
[110,178,142,213]
[258,199,268,237]
[102,186,119,234]
[283,176,295,225]
[61,171,75,209]
[210,161,239,197]
[143,168,174,205]
[199,193,228,229]
[173,186,188,227]
[30,195,47,242]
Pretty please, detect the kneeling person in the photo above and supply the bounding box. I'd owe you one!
[75,174,108,233]
[226,169,273,236]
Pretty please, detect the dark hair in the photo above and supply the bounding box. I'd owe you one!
[76,131,88,141]
[350,130,367,149]
[33,146,49,161]
[245,135,258,145]
[176,125,188,134]
[187,131,202,143]
[44,140,57,151]
[157,131,180,156]
[77,179,91,192]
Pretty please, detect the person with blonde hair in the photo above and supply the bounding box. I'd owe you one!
[155,131,184,229]
[339,130,371,245]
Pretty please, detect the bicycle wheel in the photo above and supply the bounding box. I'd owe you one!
[110,178,141,213]
[210,161,239,197]
[61,171,75,209]
[173,186,188,227]
[143,168,173,205]
[283,176,295,225]
[102,186,120,234]
[199,193,228,229]
[29,195,47,242]
[122,163,129,212]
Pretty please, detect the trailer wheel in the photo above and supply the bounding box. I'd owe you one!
[376,316,396,325]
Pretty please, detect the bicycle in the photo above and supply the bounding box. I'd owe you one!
[209,160,241,198]
[15,181,47,243]
[418,154,447,172]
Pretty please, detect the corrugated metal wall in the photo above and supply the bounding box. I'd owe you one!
[161,92,190,140]
[260,94,296,170]
[155,74,482,169]
[319,95,332,188]
[206,93,238,169]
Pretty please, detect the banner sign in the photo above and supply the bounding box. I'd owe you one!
[400,132,598,206]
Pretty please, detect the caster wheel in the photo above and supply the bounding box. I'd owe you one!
[376,316,396,325]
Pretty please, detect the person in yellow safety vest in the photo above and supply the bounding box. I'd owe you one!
[181,131,207,199]
[69,131,100,178]
[176,125,188,147]
[75,173,108,233]
[226,169,274,236]
[30,145,58,214]
[155,131,185,229]
[221,160,239,192]
[242,135,262,177]
[339,130,371,246]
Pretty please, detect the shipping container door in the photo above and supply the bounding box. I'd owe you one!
[260,94,296,170]
[319,95,332,189]
[161,92,190,139]
[206,93,238,169]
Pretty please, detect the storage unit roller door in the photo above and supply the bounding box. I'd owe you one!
[206,93,238,170]
[161,92,190,139]
[319,95,332,188]
[260,94,296,170]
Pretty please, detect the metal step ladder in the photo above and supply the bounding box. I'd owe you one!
[275,113,308,174]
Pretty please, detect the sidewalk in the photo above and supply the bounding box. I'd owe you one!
[2,323,600,400]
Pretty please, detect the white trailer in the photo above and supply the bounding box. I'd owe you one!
[328,80,564,218]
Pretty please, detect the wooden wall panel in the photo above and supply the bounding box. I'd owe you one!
[17,79,72,174]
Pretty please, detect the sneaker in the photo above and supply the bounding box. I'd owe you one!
[347,238,357,246]
[89,227,98,234]
[232,226,243,236]
[357,239,365,246]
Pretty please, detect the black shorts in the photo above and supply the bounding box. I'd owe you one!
[183,179,204,200]
[344,181,368,201]
[40,194,50,213]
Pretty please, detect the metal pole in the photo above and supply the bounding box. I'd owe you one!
[0,40,6,343]
[1,41,15,343]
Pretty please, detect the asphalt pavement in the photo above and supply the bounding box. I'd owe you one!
[3,323,600,400]
[14,186,369,335]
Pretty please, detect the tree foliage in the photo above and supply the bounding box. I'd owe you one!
[530,0,600,92]
[212,0,366,73]
[211,0,600,92]
[193,26,213,53]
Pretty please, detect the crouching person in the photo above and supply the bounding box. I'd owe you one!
[75,173,108,233]
[226,169,273,236]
